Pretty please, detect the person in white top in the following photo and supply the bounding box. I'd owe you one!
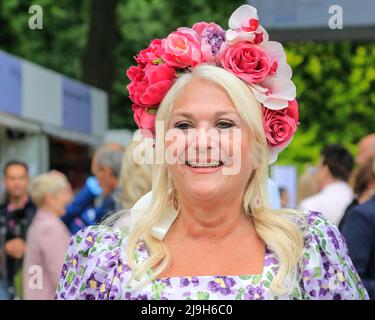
[299,144,354,226]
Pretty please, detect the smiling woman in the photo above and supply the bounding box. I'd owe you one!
[55,4,369,300]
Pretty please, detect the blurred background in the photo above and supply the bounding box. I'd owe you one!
[0,0,375,300]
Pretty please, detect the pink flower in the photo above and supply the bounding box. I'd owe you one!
[192,22,225,63]
[162,27,202,68]
[220,42,271,84]
[262,99,299,149]
[127,63,176,107]
[136,39,164,66]
[225,4,268,45]
[132,104,157,137]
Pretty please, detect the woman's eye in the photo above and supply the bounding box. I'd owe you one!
[175,122,192,130]
[217,121,234,129]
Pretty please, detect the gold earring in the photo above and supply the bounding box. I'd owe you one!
[172,187,179,211]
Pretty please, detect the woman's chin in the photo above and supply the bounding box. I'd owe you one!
[186,182,222,201]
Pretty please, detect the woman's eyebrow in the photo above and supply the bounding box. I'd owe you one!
[171,111,238,119]
[213,111,238,117]
[171,112,195,119]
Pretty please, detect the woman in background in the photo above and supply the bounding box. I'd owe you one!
[23,172,72,300]
[119,138,152,210]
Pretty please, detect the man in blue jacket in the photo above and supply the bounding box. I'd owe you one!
[61,143,125,234]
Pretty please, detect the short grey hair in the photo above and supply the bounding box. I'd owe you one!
[94,145,125,178]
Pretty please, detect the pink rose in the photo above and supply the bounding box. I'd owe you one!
[262,99,299,148]
[132,104,157,137]
[220,42,271,84]
[127,63,176,107]
[162,27,202,68]
[192,22,225,63]
[136,39,164,66]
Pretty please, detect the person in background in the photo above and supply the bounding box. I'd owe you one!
[298,144,354,226]
[118,138,152,210]
[0,161,36,299]
[297,165,319,206]
[340,155,375,229]
[357,133,375,166]
[23,172,72,300]
[61,143,125,234]
[346,133,375,212]
[341,157,375,299]
[278,187,289,208]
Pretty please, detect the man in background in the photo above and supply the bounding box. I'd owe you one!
[61,143,125,234]
[298,144,354,226]
[357,133,375,165]
[0,161,36,299]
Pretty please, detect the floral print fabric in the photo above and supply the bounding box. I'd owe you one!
[55,211,369,300]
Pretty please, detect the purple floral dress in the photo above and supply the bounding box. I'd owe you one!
[55,211,369,300]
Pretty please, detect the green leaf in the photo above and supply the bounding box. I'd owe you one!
[153,58,162,64]
[313,267,321,278]
[235,288,245,300]
[321,239,327,250]
[266,271,274,282]
[66,271,75,284]
[239,275,252,280]
[252,274,263,285]
[292,287,301,299]
[80,283,86,292]
[197,292,210,300]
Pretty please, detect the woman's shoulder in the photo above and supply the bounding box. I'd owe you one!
[297,210,368,299]
[55,224,129,300]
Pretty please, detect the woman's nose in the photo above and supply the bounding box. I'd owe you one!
[189,128,219,150]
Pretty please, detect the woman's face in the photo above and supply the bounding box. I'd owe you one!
[166,78,254,202]
[45,185,72,216]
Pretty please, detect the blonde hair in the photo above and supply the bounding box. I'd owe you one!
[30,173,68,207]
[119,138,152,209]
[124,64,306,294]
[297,165,319,205]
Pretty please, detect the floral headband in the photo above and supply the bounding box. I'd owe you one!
[126,4,299,164]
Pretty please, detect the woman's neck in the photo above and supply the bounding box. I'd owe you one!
[39,205,59,217]
[172,194,252,242]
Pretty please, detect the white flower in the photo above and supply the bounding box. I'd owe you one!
[250,76,296,110]
[262,41,293,79]
[247,40,296,110]
[226,4,268,44]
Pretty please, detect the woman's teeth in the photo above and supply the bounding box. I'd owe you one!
[186,161,223,168]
